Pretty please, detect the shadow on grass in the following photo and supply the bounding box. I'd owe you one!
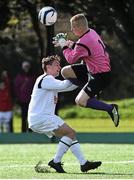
[67,172,134,176]
[42,171,134,176]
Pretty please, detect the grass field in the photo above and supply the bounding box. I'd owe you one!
[0,144,134,179]
[1,99,134,178]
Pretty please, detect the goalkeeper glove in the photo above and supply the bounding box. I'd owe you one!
[53,33,68,48]
[55,33,68,40]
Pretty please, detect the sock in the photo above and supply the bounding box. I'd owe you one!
[86,97,113,112]
[70,140,87,165]
[53,136,72,163]
[68,78,84,87]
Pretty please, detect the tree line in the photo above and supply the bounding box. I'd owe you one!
[0,0,134,100]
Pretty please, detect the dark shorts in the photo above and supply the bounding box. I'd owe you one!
[71,64,88,83]
[71,64,111,97]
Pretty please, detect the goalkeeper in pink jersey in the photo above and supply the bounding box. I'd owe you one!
[53,14,120,127]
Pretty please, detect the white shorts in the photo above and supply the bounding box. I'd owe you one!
[30,114,64,138]
[0,111,12,123]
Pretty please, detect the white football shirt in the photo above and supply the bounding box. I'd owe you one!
[28,74,75,126]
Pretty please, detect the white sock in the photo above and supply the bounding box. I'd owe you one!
[70,140,87,165]
[53,136,72,163]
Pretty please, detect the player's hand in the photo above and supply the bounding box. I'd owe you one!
[53,33,68,48]
[67,40,75,48]
[52,38,60,47]
[53,39,73,48]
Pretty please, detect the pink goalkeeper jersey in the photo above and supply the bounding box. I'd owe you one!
[63,29,111,74]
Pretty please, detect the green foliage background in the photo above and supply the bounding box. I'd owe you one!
[14,98,134,133]
[59,98,134,120]
[0,0,134,99]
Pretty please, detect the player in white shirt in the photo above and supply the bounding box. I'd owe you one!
[28,55,102,173]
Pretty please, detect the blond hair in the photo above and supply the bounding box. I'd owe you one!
[70,14,88,28]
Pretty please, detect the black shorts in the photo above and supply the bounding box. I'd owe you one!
[71,64,88,83]
[71,64,111,97]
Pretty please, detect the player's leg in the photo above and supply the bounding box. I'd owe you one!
[61,64,88,86]
[47,116,101,172]
[48,123,74,173]
[53,123,102,172]
[69,138,102,172]
[20,102,28,132]
[75,89,114,113]
[2,111,12,132]
[61,65,76,78]
[49,123,88,173]
[32,116,101,173]
[31,120,71,173]
[75,72,120,127]
[0,113,3,132]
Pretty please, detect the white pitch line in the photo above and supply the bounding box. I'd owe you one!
[0,160,134,168]
[103,160,134,164]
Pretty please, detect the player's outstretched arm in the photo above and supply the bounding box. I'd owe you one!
[40,75,74,91]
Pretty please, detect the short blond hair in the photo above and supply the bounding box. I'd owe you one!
[70,14,88,28]
[42,55,60,71]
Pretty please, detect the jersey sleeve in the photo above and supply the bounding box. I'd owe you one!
[59,84,78,92]
[40,75,72,91]
[63,43,89,64]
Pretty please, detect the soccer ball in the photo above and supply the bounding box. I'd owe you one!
[38,6,57,26]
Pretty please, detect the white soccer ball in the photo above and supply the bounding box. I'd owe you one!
[38,6,57,26]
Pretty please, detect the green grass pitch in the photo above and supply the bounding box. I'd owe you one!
[0,144,134,179]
